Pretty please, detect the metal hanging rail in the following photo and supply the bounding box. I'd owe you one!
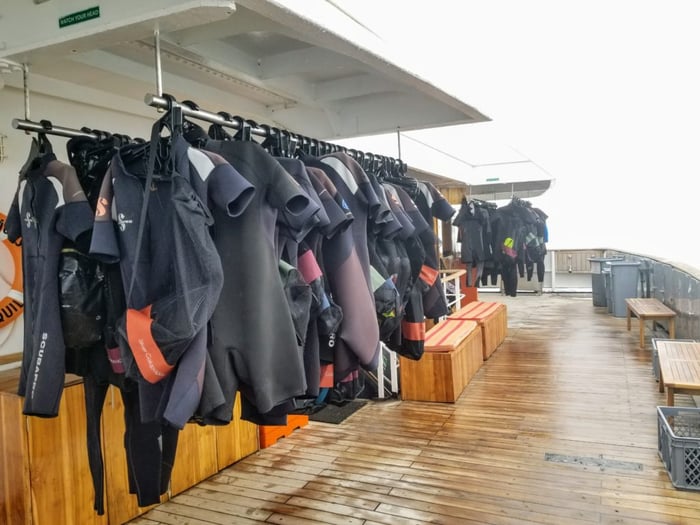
[12,118,103,139]
[144,92,407,172]
[12,93,406,174]
[145,93,269,138]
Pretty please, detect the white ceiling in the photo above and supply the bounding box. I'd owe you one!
[0,0,489,139]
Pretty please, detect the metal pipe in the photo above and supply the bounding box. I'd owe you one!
[145,93,270,138]
[396,127,401,159]
[22,64,30,122]
[145,93,405,171]
[154,25,163,97]
[12,118,100,139]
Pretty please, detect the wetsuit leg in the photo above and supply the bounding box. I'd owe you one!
[502,265,519,297]
[474,261,485,286]
[121,387,173,506]
[537,259,546,282]
[83,375,108,515]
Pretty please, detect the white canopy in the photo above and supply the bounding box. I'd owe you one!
[0,0,489,139]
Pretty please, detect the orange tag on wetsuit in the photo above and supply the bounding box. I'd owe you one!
[126,305,175,383]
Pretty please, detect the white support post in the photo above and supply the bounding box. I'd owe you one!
[389,349,399,394]
[377,343,400,398]
[376,344,385,399]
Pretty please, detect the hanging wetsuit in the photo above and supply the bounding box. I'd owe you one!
[409,181,451,318]
[304,153,382,397]
[491,204,523,297]
[532,207,549,282]
[201,138,313,424]
[381,183,425,359]
[5,144,95,417]
[276,158,332,400]
[302,159,378,399]
[453,199,492,286]
[304,166,351,397]
[89,131,253,506]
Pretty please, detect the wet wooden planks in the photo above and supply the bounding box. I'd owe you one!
[131,294,700,525]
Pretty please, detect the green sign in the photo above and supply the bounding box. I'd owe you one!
[485,177,500,182]
[59,6,100,28]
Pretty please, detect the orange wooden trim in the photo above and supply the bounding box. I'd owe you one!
[426,321,464,347]
[451,301,503,320]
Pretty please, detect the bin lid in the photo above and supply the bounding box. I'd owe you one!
[608,261,641,267]
[588,257,625,262]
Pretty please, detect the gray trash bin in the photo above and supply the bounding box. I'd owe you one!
[608,261,641,317]
[589,257,624,307]
[603,266,613,313]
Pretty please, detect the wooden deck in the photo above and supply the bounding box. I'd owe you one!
[131,293,700,525]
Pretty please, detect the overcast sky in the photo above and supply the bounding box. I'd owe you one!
[331,0,700,269]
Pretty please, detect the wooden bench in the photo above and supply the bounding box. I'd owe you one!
[656,340,700,406]
[625,298,676,349]
[652,338,697,382]
[400,319,483,403]
[449,301,508,359]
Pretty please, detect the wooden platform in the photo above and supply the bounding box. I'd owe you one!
[126,293,700,525]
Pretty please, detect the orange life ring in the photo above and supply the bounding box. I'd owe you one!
[0,212,23,328]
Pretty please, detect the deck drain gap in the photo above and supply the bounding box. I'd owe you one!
[545,452,643,471]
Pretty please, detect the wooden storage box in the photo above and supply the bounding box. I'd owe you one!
[1,371,107,525]
[400,320,482,403]
[1,369,259,525]
[449,301,508,360]
[259,414,309,448]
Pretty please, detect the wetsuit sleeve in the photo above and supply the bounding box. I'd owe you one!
[307,167,353,239]
[269,161,317,238]
[89,165,120,263]
[57,201,93,243]
[360,178,385,224]
[279,186,321,242]
[377,209,403,240]
[4,182,23,243]
[383,185,416,240]
[278,157,330,230]
[395,185,431,235]
[426,181,456,221]
[301,177,330,229]
[59,206,94,255]
[195,149,255,217]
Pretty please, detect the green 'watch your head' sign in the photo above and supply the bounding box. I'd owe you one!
[59,6,100,28]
